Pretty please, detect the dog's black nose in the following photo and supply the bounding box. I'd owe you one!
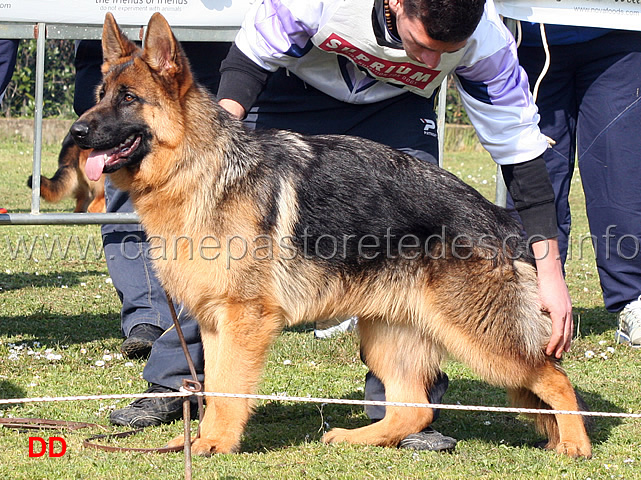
[70,121,89,140]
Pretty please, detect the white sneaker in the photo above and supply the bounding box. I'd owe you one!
[615,295,641,347]
[314,316,358,339]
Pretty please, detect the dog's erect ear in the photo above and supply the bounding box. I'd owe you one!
[142,13,187,78]
[102,13,137,65]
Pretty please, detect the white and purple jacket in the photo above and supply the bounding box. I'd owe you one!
[229,0,548,165]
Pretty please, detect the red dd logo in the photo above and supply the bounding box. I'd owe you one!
[28,436,67,457]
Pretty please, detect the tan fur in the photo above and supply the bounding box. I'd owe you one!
[73,13,591,458]
[28,136,105,213]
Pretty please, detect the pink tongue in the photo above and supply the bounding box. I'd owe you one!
[86,150,106,181]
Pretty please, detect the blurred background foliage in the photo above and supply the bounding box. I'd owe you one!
[1,39,76,119]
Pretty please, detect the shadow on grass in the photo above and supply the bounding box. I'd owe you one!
[241,379,621,453]
[440,381,621,450]
[0,380,27,410]
[242,390,367,452]
[0,312,121,345]
[573,306,618,338]
[0,270,106,292]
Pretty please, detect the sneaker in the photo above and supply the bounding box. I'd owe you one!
[615,295,641,347]
[398,426,457,452]
[109,384,198,427]
[314,316,358,339]
[120,324,165,359]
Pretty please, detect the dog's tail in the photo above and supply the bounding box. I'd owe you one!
[27,133,79,204]
[507,384,591,449]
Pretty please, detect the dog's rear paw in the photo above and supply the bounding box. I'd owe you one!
[555,441,592,459]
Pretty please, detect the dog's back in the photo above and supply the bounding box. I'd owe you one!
[249,130,528,263]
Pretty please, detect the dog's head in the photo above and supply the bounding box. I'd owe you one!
[70,13,193,187]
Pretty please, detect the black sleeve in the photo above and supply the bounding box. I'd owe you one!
[501,154,558,240]
[217,44,272,114]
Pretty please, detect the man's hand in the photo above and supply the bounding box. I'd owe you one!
[218,98,246,119]
[531,238,573,358]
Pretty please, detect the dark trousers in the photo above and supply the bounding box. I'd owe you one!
[0,39,19,102]
[247,69,439,165]
[519,30,641,312]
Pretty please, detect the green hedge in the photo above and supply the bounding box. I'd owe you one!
[1,39,76,119]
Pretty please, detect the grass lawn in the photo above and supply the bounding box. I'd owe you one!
[1,137,639,479]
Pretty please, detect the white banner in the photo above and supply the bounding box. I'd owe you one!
[0,0,253,27]
[494,0,641,31]
[1,1,640,31]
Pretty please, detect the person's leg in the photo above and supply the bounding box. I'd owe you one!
[364,371,456,451]
[0,39,18,212]
[101,181,175,341]
[0,39,19,104]
[73,40,103,117]
[574,31,641,344]
[101,174,205,425]
[110,302,205,427]
[103,177,206,424]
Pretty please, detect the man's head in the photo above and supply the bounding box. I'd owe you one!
[388,0,485,68]
[402,0,485,43]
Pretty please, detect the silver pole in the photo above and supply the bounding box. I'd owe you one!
[30,23,46,215]
[437,76,447,168]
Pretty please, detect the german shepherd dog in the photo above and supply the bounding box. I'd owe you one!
[27,133,106,213]
[70,13,591,458]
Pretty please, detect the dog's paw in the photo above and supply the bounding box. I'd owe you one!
[166,434,185,449]
[191,436,239,456]
[191,437,217,456]
[166,434,238,455]
[321,428,352,444]
[555,441,592,459]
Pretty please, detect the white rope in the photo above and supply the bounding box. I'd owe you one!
[1,390,640,419]
[532,23,551,103]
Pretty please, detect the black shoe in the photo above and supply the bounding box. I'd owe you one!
[120,324,164,359]
[398,427,457,452]
[109,384,199,428]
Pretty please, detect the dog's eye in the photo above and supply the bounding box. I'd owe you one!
[123,93,136,104]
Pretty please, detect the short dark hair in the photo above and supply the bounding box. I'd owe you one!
[403,0,486,43]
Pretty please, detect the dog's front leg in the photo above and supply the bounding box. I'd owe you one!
[169,302,282,455]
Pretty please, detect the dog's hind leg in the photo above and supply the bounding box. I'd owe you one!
[323,318,441,447]
[512,360,591,458]
[168,302,282,455]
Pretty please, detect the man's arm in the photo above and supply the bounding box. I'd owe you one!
[502,155,572,358]
[217,44,272,119]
